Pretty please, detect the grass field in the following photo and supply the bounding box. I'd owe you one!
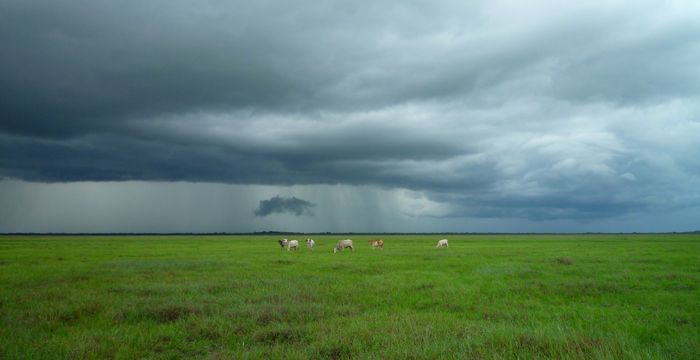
[0,234,698,359]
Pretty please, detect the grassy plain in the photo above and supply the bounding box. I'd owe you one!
[0,234,698,359]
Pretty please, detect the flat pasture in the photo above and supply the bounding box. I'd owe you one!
[0,234,698,359]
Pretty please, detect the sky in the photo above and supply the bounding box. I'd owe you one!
[1,0,699,233]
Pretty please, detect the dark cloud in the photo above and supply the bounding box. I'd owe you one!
[254,196,316,217]
[1,0,700,225]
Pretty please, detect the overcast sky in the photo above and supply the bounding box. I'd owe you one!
[1,0,699,233]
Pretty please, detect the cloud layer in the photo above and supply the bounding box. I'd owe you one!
[254,196,316,217]
[1,0,700,227]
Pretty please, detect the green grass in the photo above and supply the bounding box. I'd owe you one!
[0,234,698,359]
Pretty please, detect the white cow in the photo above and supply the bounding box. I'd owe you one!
[306,238,315,250]
[369,239,384,249]
[436,239,449,248]
[278,238,288,249]
[333,239,354,253]
[286,239,299,251]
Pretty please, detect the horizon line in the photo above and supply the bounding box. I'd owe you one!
[1,231,699,236]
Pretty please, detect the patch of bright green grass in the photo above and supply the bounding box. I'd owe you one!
[1,234,698,359]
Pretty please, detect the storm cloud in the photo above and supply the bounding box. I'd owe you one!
[1,0,700,230]
[254,196,316,217]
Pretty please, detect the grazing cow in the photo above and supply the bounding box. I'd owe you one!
[369,239,384,249]
[286,239,299,251]
[333,239,354,253]
[306,238,315,250]
[436,239,449,248]
[278,238,288,249]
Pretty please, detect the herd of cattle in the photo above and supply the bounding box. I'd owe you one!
[277,238,449,252]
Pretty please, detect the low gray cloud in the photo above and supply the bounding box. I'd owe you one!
[254,196,316,217]
[1,1,700,228]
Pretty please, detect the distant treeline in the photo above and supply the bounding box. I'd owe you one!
[1,231,699,236]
